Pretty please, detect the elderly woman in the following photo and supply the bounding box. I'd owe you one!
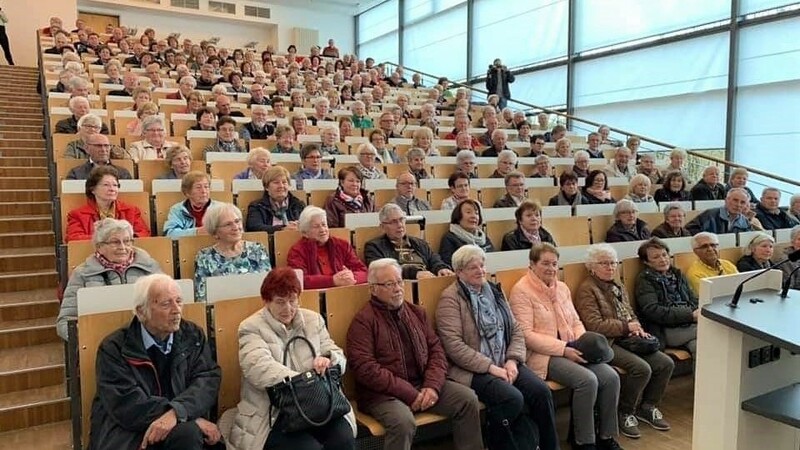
[129,87,152,112]
[163,171,219,238]
[203,116,246,156]
[441,172,472,210]
[193,203,271,301]
[104,60,124,85]
[571,150,591,178]
[190,107,217,131]
[690,166,726,201]
[294,143,332,190]
[127,101,159,137]
[788,194,800,223]
[439,199,494,267]
[355,142,386,180]
[737,232,775,272]
[181,91,206,115]
[625,174,654,203]
[246,166,305,233]
[509,243,621,450]
[574,244,674,439]
[653,170,691,203]
[635,238,699,361]
[548,171,584,206]
[651,203,691,238]
[583,170,615,204]
[66,166,150,242]
[455,150,478,178]
[229,267,356,450]
[555,137,572,158]
[287,206,368,289]
[665,148,691,183]
[273,125,297,153]
[57,218,162,340]
[127,116,179,163]
[406,147,430,181]
[319,126,341,156]
[436,245,559,450]
[370,129,400,164]
[412,126,439,156]
[530,154,551,179]
[636,153,663,185]
[157,145,194,180]
[493,171,526,208]
[605,199,652,243]
[234,147,271,180]
[64,113,104,159]
[726,167,758,203]
[324,166,375,228]
[501,200,556,250]
[490,150,517,179]
[780,225,800,290]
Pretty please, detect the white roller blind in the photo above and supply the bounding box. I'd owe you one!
[358,0,398,43]
[402,4,468,81]
[404,0,466,24]
[358,31,399,65]
[574,0,730,52]
[471,0,568,76]
[510,66,567,109]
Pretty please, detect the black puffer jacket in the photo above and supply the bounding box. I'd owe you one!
[634,267,698,349]
[245,192,306,233]
[364,234,450,279]
[89,317,220,450]
[500,226,556,251]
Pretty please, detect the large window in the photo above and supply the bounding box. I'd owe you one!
[509,67,568,109]
[741,0,800,14]
[574,0,729,52]
[402,3,467,80]
[471,0,568,77]
[357,0,398,62]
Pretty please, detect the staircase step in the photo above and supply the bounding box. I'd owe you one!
[0,156,47,167]
[0,167,49,177]
[0,270,58,292]
[0,248,56,272]
[0,384,70,432]
[0,202,52,216]
[0,108,41,116]
[0,289,60,322]
[0,317,59,349]
[0,149,47,158]
[0,140,45,149]
[0,131,46,140]
[0,419,71,449]
[0,118,43,126]
[0,231,55,248]
[0,216,53,233]
[0,342,64,394]
[0,189,50,202]
[0,178,49,190]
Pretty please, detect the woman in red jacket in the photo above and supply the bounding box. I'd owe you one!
[66,166,151,242]
[287,205,367,289]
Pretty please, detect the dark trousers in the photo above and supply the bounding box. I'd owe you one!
[264,416,354,450]
[0,26,12,65]
[471,364,560,450]
[611,345,675,414]
[148,421,210,450]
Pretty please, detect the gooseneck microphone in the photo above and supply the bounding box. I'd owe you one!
[728,248,800,308]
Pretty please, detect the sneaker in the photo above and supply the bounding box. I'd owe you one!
[636,406,671,431]
[598,437,625,450]
[618,413,641,439]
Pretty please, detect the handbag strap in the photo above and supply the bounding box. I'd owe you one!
[281,335,316,367]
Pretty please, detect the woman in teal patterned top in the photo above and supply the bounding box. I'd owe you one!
[194,202,271,300]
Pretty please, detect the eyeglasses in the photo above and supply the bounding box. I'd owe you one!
[696,243,719,250]
[102,238,133,247]
[595,261,619,267]
[373,280,403,289]
[81,124,101,130]
[381,218,405,226]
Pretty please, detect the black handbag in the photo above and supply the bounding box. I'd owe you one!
[615,334,660,355]
[266,335,350,433]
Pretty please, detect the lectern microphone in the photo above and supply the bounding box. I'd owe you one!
[780,262,800,298]
[729,248,800,307]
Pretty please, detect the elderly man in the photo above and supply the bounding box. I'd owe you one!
[685,232,739,295]
[167,76,196,100]
[482,128,509,158]
[478,115,499,147]
[544,124,566,143]
[108,72,141,97]
[490,149,517,179]
[755,187,799,230]
[89,274,222,450]
[214,94,244,118]
[68,77,91,98]
[365,206,452,280]
[247,82,271,106]
[455,150,478,179]
[239,105,274,141]
[195,64,218,90]
[389,172,431,215]
[686,188,753,235]
[346,259,478,450]
[586,132,604,158]
[123,42,146,66]
[691,166,726,200]
[145,63,165,89]
[445,115,481,147]
[604,147,634,180]
[493,171,527,208]
[56,96,110,134]
[378,111,400,138]
[66,133,133,180]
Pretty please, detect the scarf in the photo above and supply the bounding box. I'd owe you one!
[218,139,239,152]
[556,189,583,206]
[336,187,363,209]
[521,227,541,245]
[411,168,429,181]
[449,223,487,247]
[357,164,383,180]
[647,269,690,307]
[465,282,507,366]
[95,249,135,275]
[270,196,289,225]
[594,275,634,322]
[97,201,116,220]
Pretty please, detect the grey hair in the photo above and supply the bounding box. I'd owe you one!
[791,225,800,242]
[692,231,720,249]
[573,150,589,161]
[357,142,377,156]
[178,75,197,87]
[247,147,271,165]
[504,170,525,185]
[746,232,775,256]
[790,193,800,208]
[629,174,651,190]
[703,165,720,176]
[534,154,550,164]
[298,206,327,234]
[141,115,165,135]
[670,148,688,159]
[133,274,180,322]
[68,95,89,110]
[613,199,639,218]
[350,100,365,110]
[406,147,426,160]
[456,149,477,164]
[77,113,102,129]
[68,76,89,91]
[491,128,508,139]
[367,258,402,284]
[639,152,655,162]
[203,202,242,236]
[726,187,748,199]
[662,202,686,220]
[251,104,268,114]
[378,203,405,223]
[314,96,329,107]
[585,243,619,270]
[92,218,133,248]
[498,150,517,163]
[451,245,486,272]
[615,147,631,156]
[761,187,780,198]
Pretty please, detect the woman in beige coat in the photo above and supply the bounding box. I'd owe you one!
[227,268,356,450]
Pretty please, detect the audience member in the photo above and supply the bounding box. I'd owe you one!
[234,147,271,180]
[605,199,652,243]
[441,172,473,210]
[549,171,585,206]
[737,232,775,272]
[128,116,179,162]
[294,143,332,190]
[501,200,556,250]
[625,174,654,203]
[493,171,526,208]
[779,225,800,290]
[245,166,305,233]
[582,170,615,204]
[355,142,386,180]
[56,96,109,134]
[690,166,726,201]
[203,117,245,156]
[754,188,799,230]
[686,188,753,235]
[490,150,518,179]
[163,171,218,238]
[725,168,758,203]
[685,232,739,295]
[239,105,275,140]
[324,166,375,227]
[651,203,691,238]
[653,170,691,203]
[66,133,132,180]
[389,172,431,214]
[636,153,663,185]
[603,147,634,180]
[439,199,494,267]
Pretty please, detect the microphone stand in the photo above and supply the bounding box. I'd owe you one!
[780,264,800,298]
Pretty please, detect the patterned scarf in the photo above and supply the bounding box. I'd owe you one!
[466,282,506,366]
[336,187,363,209]
[270,197,289,225]
[521,227,541,245]
[448,223,487,247]
[95,249,135,275]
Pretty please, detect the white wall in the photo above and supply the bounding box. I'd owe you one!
[4,0,78,67]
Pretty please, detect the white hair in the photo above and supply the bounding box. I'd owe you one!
[498,149,517,164]
[77,113,102,129]
[367,258,401,283]
[203,202,242,236]
[585,243,619,270]
[692,232,720,249]
[92,218,133,247]
[451,245,485,272]
[613,199,638,218]
[456,149,477,163]
[133,274,179,321]
[298,206,327,234]
[574,150,590,161]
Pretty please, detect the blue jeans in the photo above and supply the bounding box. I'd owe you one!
[471,364,560,450]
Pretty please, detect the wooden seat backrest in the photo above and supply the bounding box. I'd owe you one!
[416,275,456,323]
[543,216,591,247]
[153,191,233,235]
[485,220,516,250]
[323,284,373,398]
[138,160,207,193]
[494,268,528,300]
[424,222,451,254]
[209,161,248,191]
[527,186,561,205]
[177,231,268,280]
[61,191,151,243]
[589,215,616,244]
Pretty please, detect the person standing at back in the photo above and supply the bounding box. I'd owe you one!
[486,58,514,110]
[0,8,13,65]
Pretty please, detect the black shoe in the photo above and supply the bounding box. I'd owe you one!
[598,437,624,450]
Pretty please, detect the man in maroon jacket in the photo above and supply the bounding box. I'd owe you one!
[346,259,483,450]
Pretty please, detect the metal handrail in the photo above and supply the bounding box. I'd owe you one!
[383,61,800,189]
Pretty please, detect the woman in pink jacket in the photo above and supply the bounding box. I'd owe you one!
[509,243,622,450]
